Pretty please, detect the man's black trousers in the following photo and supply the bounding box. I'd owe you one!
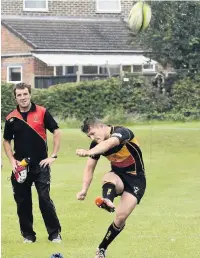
[11,165,61,239]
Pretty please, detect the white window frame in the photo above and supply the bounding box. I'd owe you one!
[142,63,156,72]
[23,0,48,12]
[96,0,121,13]
[7,66,23,83]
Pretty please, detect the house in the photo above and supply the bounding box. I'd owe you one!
[1,0,157,88]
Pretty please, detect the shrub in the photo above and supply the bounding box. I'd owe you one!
[1,73,200,122]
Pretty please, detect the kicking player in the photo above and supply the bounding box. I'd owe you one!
[76,118,146,258]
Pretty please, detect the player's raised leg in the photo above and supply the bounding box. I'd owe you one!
[95,172,124,213]
[95,191,137,258]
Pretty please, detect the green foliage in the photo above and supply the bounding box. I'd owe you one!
[1,74,200,122]
[102,107,128,125]
[120,74,172,119]
[138,1,200,72]
[170,74,200,119]
[46,78,121,120]
[1,83,16,119]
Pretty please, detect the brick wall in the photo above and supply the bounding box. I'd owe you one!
[1,56,54,87]
[34,58,54,76]
[1,25,54,87]
[1,56,35,86]
[1,25,33,54]
[2,0,133,19]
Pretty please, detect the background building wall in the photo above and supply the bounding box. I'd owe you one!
[1,0,133,19]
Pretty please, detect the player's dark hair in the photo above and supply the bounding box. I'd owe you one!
[13,82,31,97]
[81,117,102,133]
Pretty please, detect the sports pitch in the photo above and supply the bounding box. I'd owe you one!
[2,122,200,258]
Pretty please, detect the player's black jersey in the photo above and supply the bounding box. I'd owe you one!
[89,126,145,177]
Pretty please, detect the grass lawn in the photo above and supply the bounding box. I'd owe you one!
[1,122,200,258]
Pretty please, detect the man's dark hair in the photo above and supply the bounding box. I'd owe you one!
[13,82,31,97]
[81,117,103,133]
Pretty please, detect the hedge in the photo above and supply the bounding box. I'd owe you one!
[1,74,200,122]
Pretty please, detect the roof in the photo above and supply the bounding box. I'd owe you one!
[1,16,143,52]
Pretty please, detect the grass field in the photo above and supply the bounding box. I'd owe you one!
[1,122,200,258]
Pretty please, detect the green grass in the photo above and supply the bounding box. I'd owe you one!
[2,123,200,258]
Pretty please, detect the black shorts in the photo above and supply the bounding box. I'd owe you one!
[112,170,146,204]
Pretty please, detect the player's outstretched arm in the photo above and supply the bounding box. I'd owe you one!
[88,137,120,156]
[76,157,98,201]
[76,137,120,158]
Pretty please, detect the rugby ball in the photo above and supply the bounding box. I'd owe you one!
[128,2,152,33]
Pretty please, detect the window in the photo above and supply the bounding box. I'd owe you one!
[56,66,63,76]
[143,64,155,72]
[122,65,131,73]
[99,65,120,75]
[133,65,142,73]
[109,65,120,75]
[55,66,78,75]
[83,66,98,74]
[23,0,48,11]
[65,66,78,75]
[7,66,22,83]
[96,0,121,13]
[99,66,108,75]
[143,64,154,70]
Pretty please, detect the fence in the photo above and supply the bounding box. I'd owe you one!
[35,72,159,88]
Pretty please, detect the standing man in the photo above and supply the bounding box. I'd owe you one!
[3,83,61,243]
[76,118,146,258]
